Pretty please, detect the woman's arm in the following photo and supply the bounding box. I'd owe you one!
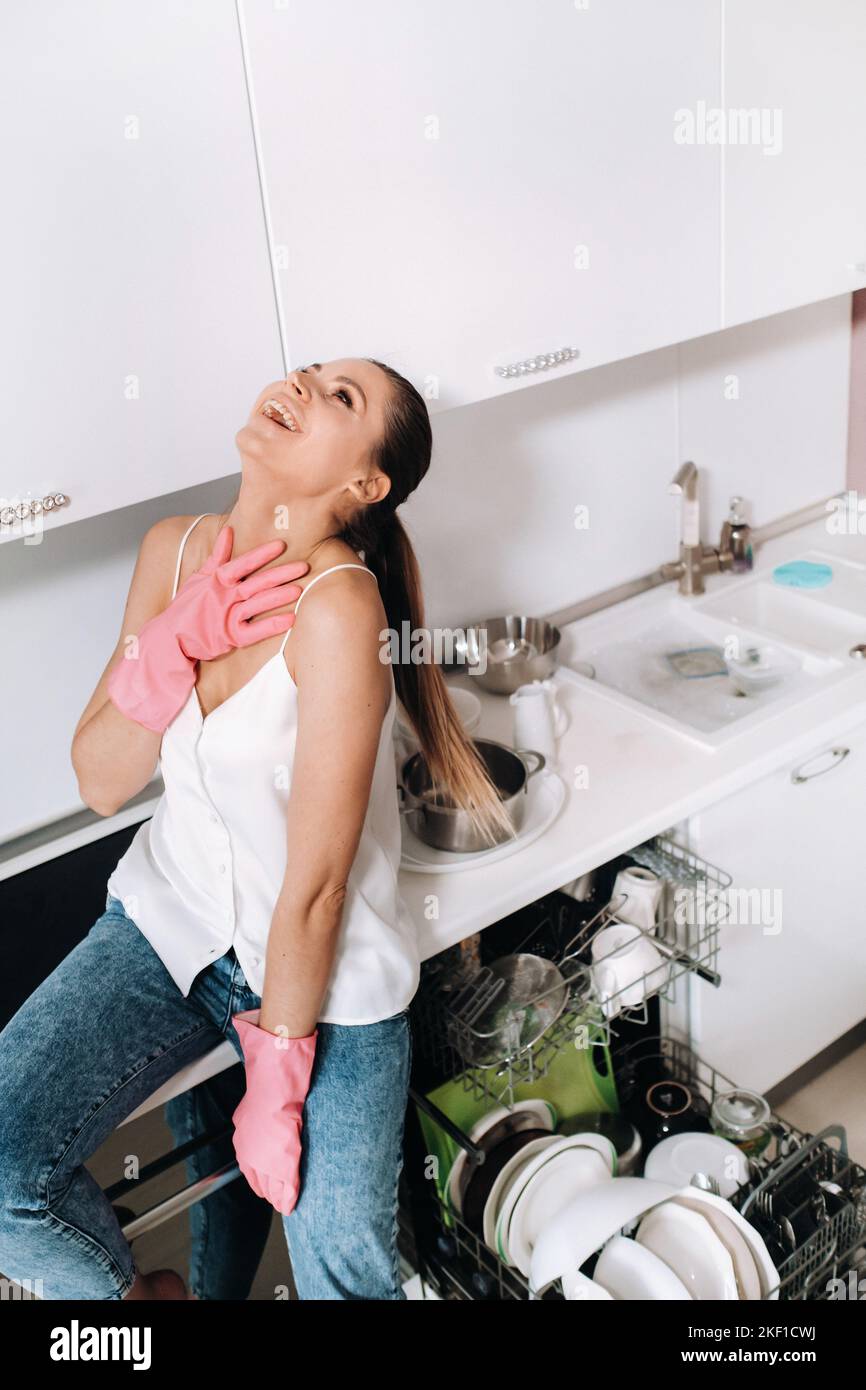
[259,570,392,1037]
[70,517,181,816]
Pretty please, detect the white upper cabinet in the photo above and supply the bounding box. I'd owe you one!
[0,1,281,539]
[242,0,722,411]
[723,0,866,326]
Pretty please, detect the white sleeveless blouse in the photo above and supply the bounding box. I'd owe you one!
[107,513,420,1024]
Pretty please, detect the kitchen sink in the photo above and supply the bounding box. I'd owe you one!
[694,550,866,657]
[559,551,866,748]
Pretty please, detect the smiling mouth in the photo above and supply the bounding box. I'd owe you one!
[261,398,301,432]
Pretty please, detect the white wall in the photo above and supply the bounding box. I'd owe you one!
[0,295,851,842]
[412,295,851,627]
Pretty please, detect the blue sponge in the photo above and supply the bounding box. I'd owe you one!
[772,560,833,589]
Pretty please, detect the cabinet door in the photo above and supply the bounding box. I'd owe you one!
[724,0,866,325]
[243,0,721,411]
[690,722,866,1093]
[0,1,281,538]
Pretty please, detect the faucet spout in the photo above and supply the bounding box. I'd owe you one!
[667,460,704,594]
[662,463,751,596]
[669,460,699,499]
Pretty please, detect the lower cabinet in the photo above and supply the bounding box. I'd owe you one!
[690,719,866,1093]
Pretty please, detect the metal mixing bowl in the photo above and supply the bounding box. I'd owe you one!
[449,615,561,694]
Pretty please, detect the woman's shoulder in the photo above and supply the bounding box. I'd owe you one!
[139,513,212,562]
[134,514,208,608]
[299,540,380,610]
[288,540,388,681]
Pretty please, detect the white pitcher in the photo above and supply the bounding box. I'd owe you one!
[509,679,567,763]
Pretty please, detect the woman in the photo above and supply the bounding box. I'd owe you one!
[0,359,509,1301]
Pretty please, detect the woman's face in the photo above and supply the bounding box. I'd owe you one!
[235,358,393,508]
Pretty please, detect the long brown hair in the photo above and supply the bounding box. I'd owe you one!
[339,359,513,845]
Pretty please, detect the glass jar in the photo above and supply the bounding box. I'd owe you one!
[711,1088,772,1158]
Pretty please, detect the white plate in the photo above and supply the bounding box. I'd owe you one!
[483,1136,558,1253]
[400,770,566,873]
[644,1132,750,1199]
[445,1099,556,1217]
[494,1137,575,1266]
[636,1202,739,1300]
[672,1185,779,1300]
[594,1235,693,1300]
[675,1192,762,1300]
[508,1143,614,1277]
[397,685,481,739]
[529,1177,679,1297]
[496,1132,615,1266]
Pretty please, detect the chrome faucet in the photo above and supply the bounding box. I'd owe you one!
[667,462,704,595]
[662,463,753,596]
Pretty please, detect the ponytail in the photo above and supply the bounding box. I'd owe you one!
[367,514,514,846]
[339,359,515,846]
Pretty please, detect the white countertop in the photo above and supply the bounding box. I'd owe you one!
[403,514,866,961]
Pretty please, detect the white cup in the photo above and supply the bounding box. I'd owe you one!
[611,866,663,933]
[510,679,567,763]
[590,921,667,1019]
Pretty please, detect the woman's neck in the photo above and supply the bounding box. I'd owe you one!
[217,484,352,571]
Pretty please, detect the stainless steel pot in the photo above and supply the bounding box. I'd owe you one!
[447,615,561,694]
[399,737,545,853]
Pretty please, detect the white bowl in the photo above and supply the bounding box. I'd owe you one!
[674,1192,762,1301]
[671,1185,779,1300]
[561,1270,614,1301]
[594,1235,693,1300]
[725,644,800,696]
[636,1201,739,1300]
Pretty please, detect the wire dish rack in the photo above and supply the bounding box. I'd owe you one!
[412,835,731,1109]
[410,1036,866,1302]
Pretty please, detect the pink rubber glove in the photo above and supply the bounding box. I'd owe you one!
[107,524,307,733]
[231,1007,318,1216]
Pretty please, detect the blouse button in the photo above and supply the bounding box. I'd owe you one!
[218,864,227,874]
[209,812,219,824]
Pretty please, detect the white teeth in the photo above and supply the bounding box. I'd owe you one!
[262,398,298,431]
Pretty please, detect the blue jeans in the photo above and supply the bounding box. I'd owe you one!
[0,892,412,1300]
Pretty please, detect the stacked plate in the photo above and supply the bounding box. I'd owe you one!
[447,1108,779,1300]
[630,1188,777,1299]
[493,1133,618,1275]
[445,1102,618,1279]
[527,1178,779,1300]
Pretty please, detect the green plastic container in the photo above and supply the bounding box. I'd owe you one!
[415,1017,618,1219]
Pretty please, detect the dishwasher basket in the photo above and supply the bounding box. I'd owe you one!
[412,835,731,1110]
[406,1035,866,1301]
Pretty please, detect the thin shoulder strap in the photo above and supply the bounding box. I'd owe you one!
[171,513,215,599]
[278,563,376,653]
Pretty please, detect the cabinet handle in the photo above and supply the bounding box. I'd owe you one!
[790,746,851,785]
[495,346,579,379]
[0,493,69,525]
